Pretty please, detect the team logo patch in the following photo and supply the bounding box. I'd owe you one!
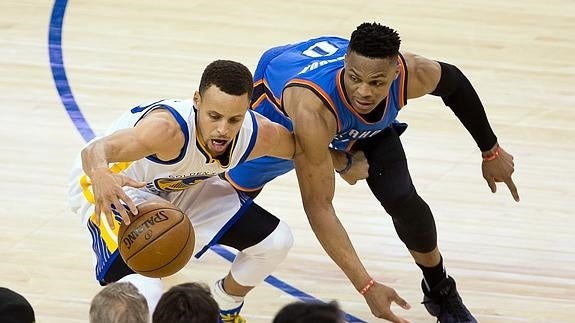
[152,175,211,192]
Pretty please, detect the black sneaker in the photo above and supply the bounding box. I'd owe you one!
[421,276,477,323]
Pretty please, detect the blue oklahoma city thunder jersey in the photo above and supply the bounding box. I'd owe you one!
[252,36,408,151]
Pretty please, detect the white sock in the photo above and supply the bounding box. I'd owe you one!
[118,274,164,315]
[212,279,244,311]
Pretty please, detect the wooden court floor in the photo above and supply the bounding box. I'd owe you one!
[1,0,574,322]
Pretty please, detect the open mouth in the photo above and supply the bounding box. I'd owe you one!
[209,138,229,153]
[354,99,373,111]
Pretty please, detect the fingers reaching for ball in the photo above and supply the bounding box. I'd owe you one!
[90,169,146,228]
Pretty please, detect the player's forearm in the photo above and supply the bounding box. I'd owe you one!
[295,153,372,290]
[304,202,371,290]
[81,141,111,177]
[430,61,497,151]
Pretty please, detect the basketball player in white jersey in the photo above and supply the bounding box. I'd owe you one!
[69,60,295,323]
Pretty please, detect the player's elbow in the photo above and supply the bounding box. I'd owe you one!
[153,118,181,139]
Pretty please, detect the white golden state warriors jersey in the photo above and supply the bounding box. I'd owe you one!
[68,98,259,223]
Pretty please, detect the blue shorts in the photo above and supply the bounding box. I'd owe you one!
[224,156,294,191]
[224,45,296,191]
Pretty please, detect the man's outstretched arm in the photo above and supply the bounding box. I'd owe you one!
[403,52,519,201]
[283,87,411,323]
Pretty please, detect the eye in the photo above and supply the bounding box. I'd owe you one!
[370,80,385,87]
[229,117,242,124]
[349,75,359,82]
[209,113,221,120]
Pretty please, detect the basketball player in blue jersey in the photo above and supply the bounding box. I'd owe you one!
[225,23,520,322]
[69,60,297,323]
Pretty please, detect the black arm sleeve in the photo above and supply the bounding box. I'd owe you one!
[430,61,497,151]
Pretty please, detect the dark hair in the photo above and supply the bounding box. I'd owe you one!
[199,60,253,99]
[0,287,35,323]
[348,22,401,59]
[273,301,344,323]
[152,282,219,323]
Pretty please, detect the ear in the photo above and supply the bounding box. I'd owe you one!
[193,91,201,108]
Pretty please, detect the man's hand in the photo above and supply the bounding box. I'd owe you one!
[91,168,146,228]
[363,282,411,323]
[481,145,520,202]
[339,151,369,185]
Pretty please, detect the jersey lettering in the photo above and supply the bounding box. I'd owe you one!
[334,129,383,141]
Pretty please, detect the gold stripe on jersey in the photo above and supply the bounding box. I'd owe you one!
[81,161,133,253]
[89,212,121,253]
[80,161,133,204]
[195,128,237,168]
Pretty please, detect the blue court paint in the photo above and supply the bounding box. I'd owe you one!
[210,245,365,323]
[49,0,96,142]
[48,1,365,321]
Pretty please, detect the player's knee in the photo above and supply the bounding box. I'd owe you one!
[367,167,415,211]
[244,221,293,259]
[387,193,438,253]
[380,188,415,215]
[266,221,294,257]
[395,221,437,253]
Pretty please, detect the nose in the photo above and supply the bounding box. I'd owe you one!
[356,82,371,98]
[215,120,228,136]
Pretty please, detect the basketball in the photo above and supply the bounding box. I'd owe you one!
[118,200,195,278]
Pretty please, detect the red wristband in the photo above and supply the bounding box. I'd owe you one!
[482,144,500,162]
[359,279,375,295]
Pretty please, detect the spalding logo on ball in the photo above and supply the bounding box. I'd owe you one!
[118,200,195,278]
[121,210,170,250]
